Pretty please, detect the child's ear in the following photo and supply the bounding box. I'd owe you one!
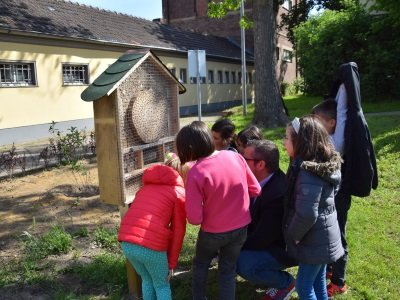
[329,118,337,129]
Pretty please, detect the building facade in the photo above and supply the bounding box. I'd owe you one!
[0,0,255,145]
[161,0,297,84]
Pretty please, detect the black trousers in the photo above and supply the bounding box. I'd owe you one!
[330,190,352,287]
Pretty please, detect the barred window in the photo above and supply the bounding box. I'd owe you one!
[62,64,89,85]
[0,61,37,87]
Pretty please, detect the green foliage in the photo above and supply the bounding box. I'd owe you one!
[93,226,119,251]
[24,226,72,261]
[281,77,305,96]
[208,0,254,29]
[208,0,242,18]
[280,0,345,43]
[370,0,400,28]
[71,227,89,238]
[66,253,127,293]
[294,3,400,100]
[48,121,94,166]
[40,226,73,256]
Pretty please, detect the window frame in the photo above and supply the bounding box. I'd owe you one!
[179,68,187,84]
[231,71,236,84]
[248,72,253,84]
[217,70,223,84]
[282,49,293,63]
[282,0,292,10]
[62,63,89,86]
[224,71,230,84]
[0,60,37,88]
[208,70,214,84]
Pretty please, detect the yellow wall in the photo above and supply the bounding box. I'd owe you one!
[163,59,254,108]
[0,41,253,130]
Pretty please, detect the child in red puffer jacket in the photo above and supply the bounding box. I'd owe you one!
[118,154,188,300]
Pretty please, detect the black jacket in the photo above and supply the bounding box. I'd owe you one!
[243,169,296,267]
[329,62,378,197]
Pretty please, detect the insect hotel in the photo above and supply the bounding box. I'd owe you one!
[81,48,186,297]
[81,49,185,206]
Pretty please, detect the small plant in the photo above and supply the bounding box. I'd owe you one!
[0,143,26,179]
[72,227,89,238]
[23,225,72,261]
[49,122,87,166]
[41,225,72,256]
[39,146,54,169]
[93,226,119,251]
[70,160,95,195]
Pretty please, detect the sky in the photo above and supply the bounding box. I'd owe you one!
[70,0,163,20]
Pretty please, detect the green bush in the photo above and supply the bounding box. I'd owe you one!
[93,226,119,251]
[294,2,400,100]
[24,226,72,260]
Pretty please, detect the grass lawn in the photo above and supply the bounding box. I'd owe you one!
[1,95,398,299]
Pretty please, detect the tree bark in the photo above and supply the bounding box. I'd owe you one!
[252,0,288,127]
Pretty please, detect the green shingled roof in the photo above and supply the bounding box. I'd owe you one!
[81,49,186,102]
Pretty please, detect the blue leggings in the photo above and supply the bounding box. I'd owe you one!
[121,242,171,300]
[296,263,327,300]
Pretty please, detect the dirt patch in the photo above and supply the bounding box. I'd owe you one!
[0,163,122,299]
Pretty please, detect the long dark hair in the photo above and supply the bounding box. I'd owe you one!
[289,115,335,162]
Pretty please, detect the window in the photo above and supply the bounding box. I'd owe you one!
[276,47,280,61]
[0,61,37,87]
[62,64,89,85]
[283,49,293,62]
[224,71,230,84]
[179,68,187,83]
[231,71,236,84]
[217,71,223,84]
[169,67,176,76]
[208,70,214,84]
[248,72,253,84]
[190,77,206,84]
[238,72,242,84]
[283,0,292,10]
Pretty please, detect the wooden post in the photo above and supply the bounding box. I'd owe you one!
[119,206,142,299]
[126,259,142,299]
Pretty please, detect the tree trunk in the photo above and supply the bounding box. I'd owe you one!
[252,0,288,127]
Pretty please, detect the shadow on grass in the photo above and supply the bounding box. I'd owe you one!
[171,266,294,300]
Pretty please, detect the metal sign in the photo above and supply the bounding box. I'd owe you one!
[188,50,206,78]
[188,50,206,120]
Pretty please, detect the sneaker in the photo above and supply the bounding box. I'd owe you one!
[327,282,347,298]
[262,281,295,300]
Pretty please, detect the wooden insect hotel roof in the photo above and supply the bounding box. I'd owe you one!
[81,49,186,102]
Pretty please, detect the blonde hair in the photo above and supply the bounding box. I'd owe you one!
[164,154,191,183]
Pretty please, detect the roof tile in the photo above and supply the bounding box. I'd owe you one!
[0,0,251,60]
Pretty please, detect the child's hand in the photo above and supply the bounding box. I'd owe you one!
[167,269,174,282]
[294,240,300,245]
